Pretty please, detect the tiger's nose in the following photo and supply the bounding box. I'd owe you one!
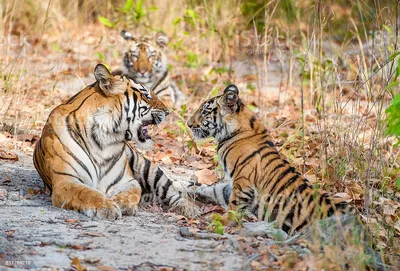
[186,117,193,128]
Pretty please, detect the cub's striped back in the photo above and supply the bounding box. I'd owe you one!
[187,85,355,234]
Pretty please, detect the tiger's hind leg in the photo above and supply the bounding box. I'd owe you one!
[52,177,122,220]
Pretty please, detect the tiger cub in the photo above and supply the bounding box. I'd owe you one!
[33,64,198,220]
[186,85,355,234]
[115,30,185,107]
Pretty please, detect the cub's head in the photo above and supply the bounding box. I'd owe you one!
[93,64,169,149]
[120,30,168,85]
[187,85,245,142]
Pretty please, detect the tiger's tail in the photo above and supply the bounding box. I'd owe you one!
[165,172,231,208]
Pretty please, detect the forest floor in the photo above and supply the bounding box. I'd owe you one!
[0,154,247,270]
[0,25,400,270]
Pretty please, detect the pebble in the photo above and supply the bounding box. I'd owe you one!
[24,241,42,246]
[8,191,21,201]
[0,189,7,200]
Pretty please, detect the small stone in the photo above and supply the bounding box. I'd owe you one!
[0,189,7,200]
[8,191,21,201]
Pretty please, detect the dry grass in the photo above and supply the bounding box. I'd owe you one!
[0,0,399,269]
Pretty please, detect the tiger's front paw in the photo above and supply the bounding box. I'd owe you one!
[169,198,202,218]
[85,199,122,220]
[112,187,141,216]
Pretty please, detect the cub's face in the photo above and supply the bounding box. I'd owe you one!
[93,64,169,149]
[186,97,220,139]
[120,30,168,85]
[187,85,241,142]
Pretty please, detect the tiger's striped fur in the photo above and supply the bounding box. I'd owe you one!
[33,64,198,220]
[116,30,185,107]
[186,85,356,234]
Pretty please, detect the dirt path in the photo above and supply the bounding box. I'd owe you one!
[0,153,250,270]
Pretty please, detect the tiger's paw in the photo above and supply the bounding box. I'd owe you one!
[168,198,202,218]
[113,198,139,216]
[85,199,122,220]
[112,187,141,216]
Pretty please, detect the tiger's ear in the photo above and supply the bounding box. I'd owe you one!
[94,64,114,94]
[121,30,134,40]
[219,85,240,113]
[155,32,168,48]
[224,84,239,95]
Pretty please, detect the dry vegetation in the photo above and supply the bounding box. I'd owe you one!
[0,0,400,269]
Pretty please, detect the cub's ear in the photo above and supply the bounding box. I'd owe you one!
[219,84,240,113]
[121,30,134,40]
[155,32,169,48]
[224,84,239,95]
[94,64,114,94]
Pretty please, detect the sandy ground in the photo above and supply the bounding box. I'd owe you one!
[0,153,250,270]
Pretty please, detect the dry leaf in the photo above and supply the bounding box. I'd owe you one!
[15,134,39,143]
[202,204,226,214]
[2,176,12,184]
[250,260,262,269]
[382,199,400,216]
[161,156,173,165]
[84,232,105,237]
[64,219,79,223]
[71,257,87,271]
[83,258,100,264]
[153,151,168,162]
[97,265,116,271]
[4,230,15,238]
[195,169,217,185]
[70,244,89,250]
[346,181,364,200]
[169,156,181,163]
[0,150,18,161]
[334,192,352,201]
[170,167,187,174]
[188,160,211,170]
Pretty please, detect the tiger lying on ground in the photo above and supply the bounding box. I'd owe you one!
[186,85,357,235]
[33,64,198,219]
[113,30,185,107]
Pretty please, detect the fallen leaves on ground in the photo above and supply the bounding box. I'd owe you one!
[83,232,105,237]
[4,229,15,238]
[71,257,87,271]
[188,160,211,169]
[64,218,79,223]
[194,168,217,185]
[0,150,18,161]
[202,204,226,215]
[70,244,90,250]
[1,175,12,184]
[97,265,116,271]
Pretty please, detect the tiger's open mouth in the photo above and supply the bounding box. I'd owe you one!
[138,120,155,142]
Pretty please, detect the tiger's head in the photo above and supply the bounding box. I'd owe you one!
[187,85,248,142]
[120,30,168,85]
[92,64,169,149]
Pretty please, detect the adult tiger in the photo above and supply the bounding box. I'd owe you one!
[114,30,185,107]
[33,64,198,220]
[186,85,356,235]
